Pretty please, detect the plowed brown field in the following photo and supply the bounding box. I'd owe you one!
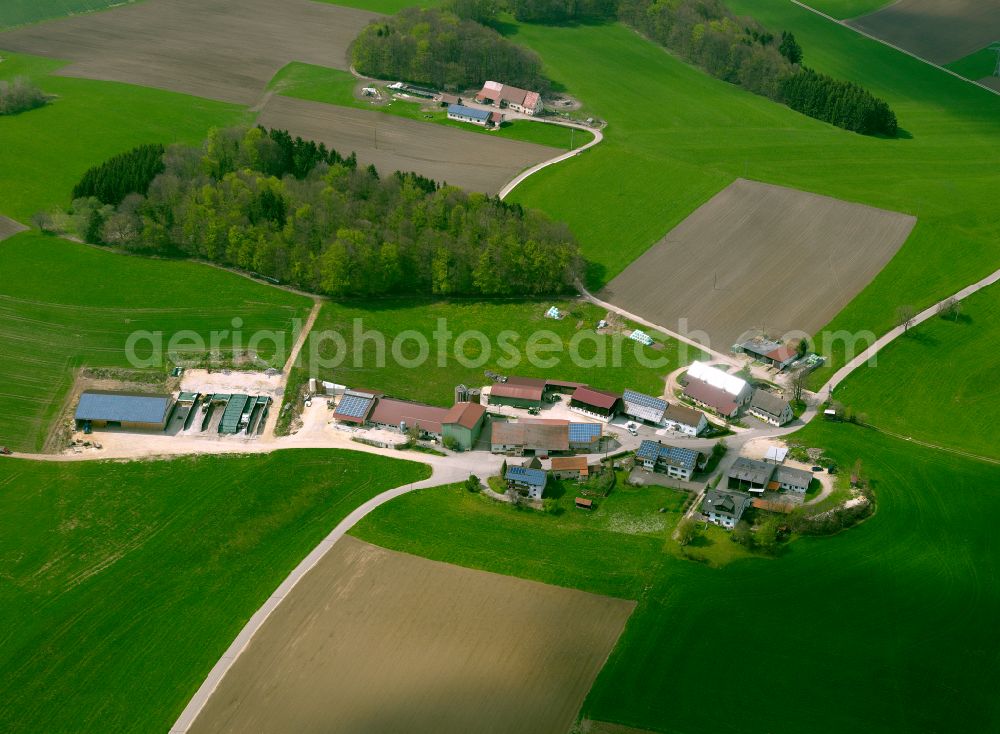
[188,536,635,734]
[256,95,561,194]
[600,179,915,349]
[849,0,1000,64]
[0,0,377,105]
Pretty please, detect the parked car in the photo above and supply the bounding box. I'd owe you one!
[811,465,824,472]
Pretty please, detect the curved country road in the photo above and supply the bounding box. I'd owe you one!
[497,121,603,200]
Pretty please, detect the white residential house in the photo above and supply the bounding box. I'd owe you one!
[747,390,794,427]
[661,403,709,436]
[701,489,752,529]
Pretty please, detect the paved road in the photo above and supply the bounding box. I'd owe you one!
[818,266,1000,396]
[168,463,470,734]
[497,122,603,200]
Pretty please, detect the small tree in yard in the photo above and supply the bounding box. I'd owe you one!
[896,304,917,333]
[732,519,753,546]
[443,435,460,451]
[677,517,699,546]
[500,459,508,479]
[753,515,783,553]
[791,370,808,403]
[507,485,523,507]
[464,474,481,493]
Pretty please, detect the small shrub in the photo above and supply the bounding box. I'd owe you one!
[0,77,47,116]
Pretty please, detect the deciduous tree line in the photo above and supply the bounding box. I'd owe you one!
[430,0,898,136]
[617,0,897,136]
[350,7,548,92]
[43,127,581,298]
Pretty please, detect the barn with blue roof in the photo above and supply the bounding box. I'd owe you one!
[447,103,501,128]
[74,391,174,431]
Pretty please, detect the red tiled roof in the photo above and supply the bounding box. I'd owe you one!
[766,345,798,364]
[491,421,569,450]
[442,401,486,429]
[369,398,449,435]
[571,386,621,411]
[491,376,546,402]
[551,456,588,471]
[752,498,793,513]
[682,378,738,416]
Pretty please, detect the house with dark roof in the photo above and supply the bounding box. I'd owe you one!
[661,403,708,436]
[488,376,546,408]
[747,390,794,427]
[635,440,700,481]
[773,465,813,493]
[569,386,621,420]
[441,401,487,451]
[74,391,173,431]
[702,489,753,529]
[728,456,813,494]
[505,465,547,499]
[727,456,775,493]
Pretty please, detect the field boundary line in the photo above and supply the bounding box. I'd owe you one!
[576,280,740,367]
[168,466,464,734]
[791,0,1000,98]
[498,122,603,200]
[860,422,1000,466]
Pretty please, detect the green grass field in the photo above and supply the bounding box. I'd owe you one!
[0,51,244,224]
[0,0,137,29]
[946,46,1000,81]
[0,449,429,733]
[497,11,1000,384]
[832,284,1000,461]
[354,477,689,600]
[289,298,706,410]
[355,421,1000,733]
[313,0,437,13]
[268,61,592,149]
[796,0,892,19]
[0,232,311,452]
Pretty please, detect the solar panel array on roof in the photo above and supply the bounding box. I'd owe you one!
[219,394,249,434]
[568,422,602,444]
[622,389,668,423]
[635,439,698,470]
[335,391,375,421]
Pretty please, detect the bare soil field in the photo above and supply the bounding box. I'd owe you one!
[188,536,635,734]
[0,216,27,241]
[257,95,561,194]
[849,0,1000,64]
[0,0,377,105]
[600,179,915,350]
